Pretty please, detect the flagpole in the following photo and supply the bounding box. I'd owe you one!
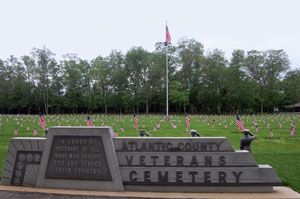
[166,21,169,120]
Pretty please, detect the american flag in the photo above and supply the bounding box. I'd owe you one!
[14,128,18,136]
[270,129,274,137]
[133,112,138,131]
[185,112,191,128]
[186,127,189,133]
[87,116,94,127]
[33,128,38,136]
[166,26,171,44]
[39,113,46,131]
[236,115,245,131]
[291,127,295,136]
[113,130,118,137]
[157,122,160,128]
[172,123,177,129]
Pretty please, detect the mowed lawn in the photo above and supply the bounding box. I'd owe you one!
[0,114,299,192]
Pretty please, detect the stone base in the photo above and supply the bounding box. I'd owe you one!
[1,133,282,193]
[0,185,300,199]
[124,185,274,193]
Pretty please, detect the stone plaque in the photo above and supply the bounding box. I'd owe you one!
[36,127,124,191]
[45,135,112,180]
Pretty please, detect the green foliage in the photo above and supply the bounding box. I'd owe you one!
[282,69,300,110]
[244,50,290,113]
[0,39,297,114]
[169,81,189,112]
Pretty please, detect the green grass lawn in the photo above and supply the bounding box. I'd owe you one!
[0,113,299,192]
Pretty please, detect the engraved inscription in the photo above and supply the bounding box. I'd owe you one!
[45,136,112,180]
[126,170,243,184]
[122,155,227,167]
[116,139,250,186]
[120,141,224,152]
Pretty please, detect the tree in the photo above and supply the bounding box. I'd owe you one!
[91,56,112,114]
[22,55,36,114]
[0,57,16,113]
[168,80,189,112]
[176,38,205,112]
[48,60,64,113]
[108,50,129,113]
[31,47,57,114]
[283,69,300,111]
[225,49,255,113]
[244,50,289,113]
[176,38,204,90]
[10,59,30,113]
[199,49,228,113]
[63,55,85,113]
[125,47,151,113]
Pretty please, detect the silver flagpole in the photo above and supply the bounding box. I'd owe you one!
[166,21,169,120]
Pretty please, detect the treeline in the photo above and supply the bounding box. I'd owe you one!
[0,38,300,114]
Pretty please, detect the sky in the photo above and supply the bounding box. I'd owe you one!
[1,0,299,69]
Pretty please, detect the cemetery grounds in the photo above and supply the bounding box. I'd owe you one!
[0,113,299,192]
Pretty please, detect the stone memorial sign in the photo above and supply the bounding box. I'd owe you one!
[35,127,124,191]
[45,135,111,180]
[1,127,281,193]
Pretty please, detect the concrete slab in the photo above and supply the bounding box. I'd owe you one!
[0,185,299,199]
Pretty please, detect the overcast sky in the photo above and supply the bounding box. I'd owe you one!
[1,0,299,69]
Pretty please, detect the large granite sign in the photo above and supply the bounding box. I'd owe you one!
[35,127,124,191]
[1,127,281,193]
[114,137,281,192]
[45,135,112,180]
